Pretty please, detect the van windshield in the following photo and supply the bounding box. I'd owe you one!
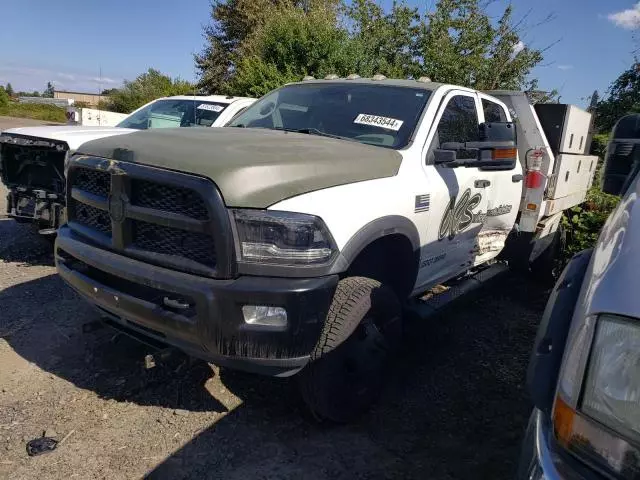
[117,99,228,129]
[227,83,431,149]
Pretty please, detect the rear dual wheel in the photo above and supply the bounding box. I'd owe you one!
[298,277,402,423]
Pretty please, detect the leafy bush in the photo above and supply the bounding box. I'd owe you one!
[590,133,609,158]
[562,187,619,258]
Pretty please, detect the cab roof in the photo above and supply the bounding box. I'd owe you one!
[288,77,448,92]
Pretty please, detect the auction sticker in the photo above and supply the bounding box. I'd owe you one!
[197,104,224,112]
[354,113,404,131]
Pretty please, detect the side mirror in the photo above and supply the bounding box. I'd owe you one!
[602,114,640,196]
[433,149,457,164]
[479,121,516,144]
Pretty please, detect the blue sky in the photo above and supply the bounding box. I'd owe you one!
[0,0,637,106]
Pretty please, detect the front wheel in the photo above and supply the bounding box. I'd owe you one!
[298,277,402,423]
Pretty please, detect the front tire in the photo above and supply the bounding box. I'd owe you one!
[298,277,401,423]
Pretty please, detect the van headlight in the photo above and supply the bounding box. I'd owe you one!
[232,209,337,266]
[582,315,640,435]
[553,314,640,478]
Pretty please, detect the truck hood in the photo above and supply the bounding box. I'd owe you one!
[2,125,136,150]
[75,127,403,208]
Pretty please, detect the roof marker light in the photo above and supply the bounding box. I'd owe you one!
[372,74,387,81]
[302,76,315,81]
[417,76,432,83]
[346,74,361,80]
[324,74,339,80]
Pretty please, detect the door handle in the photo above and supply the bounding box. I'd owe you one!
[474,179,490,188]
[512,174,523,183]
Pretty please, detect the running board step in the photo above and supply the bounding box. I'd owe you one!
[404,263,510,320]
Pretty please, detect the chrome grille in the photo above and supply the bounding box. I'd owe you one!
[131,179,208,219]
[616,143,634,156]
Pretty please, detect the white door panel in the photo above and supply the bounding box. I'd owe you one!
[414,91,489,290]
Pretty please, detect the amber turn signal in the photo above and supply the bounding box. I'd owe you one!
[492,147,517,160]
[553,395,576,446]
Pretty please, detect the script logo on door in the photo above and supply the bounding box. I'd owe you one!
[438,189,482,240]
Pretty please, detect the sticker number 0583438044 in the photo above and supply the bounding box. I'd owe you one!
[354,114,404,131]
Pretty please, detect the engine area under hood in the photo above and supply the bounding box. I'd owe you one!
[0,134,68,193]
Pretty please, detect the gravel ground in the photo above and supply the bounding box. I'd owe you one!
[0,116,549,479]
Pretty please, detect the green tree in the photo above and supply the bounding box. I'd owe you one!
[228,3,353,96]
[345,0,421,78]
[0,86,9,108]
[197,0,544,95]
[43,81,55,98]
[595,63,640,132]
[195,0,301,93]
[587,90,599,112]
[102,68,195,113]
[5,83,14,97]
[416,0,542,89]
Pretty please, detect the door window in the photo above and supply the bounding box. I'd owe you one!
[430,95,480,161]
[481,99,507,123]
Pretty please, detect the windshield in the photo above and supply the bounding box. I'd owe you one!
[117,99,228,129]
[228,83,431,149]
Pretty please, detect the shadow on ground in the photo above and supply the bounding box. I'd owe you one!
[0,273,231,413]
[1,270,549,479]
[0,218,54,266]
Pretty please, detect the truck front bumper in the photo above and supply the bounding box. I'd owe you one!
[55,226,338,376]
[6,187,65,233]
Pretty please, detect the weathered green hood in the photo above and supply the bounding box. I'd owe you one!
[74,127,402,208]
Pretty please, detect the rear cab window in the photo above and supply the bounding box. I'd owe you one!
[481,99,508,123]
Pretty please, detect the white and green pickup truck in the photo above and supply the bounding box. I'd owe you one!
[55,77,597,421]
[0,95,254,234]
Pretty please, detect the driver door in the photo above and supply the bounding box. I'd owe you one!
[415,91,489,289]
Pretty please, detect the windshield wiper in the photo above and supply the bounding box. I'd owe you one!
[273,127,355,143]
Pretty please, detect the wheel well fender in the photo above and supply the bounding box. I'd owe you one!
[331,216,421,299]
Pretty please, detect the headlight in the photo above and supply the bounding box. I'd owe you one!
[232,209,337,266]
[552,314,640,478]
[582,315,640,435]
